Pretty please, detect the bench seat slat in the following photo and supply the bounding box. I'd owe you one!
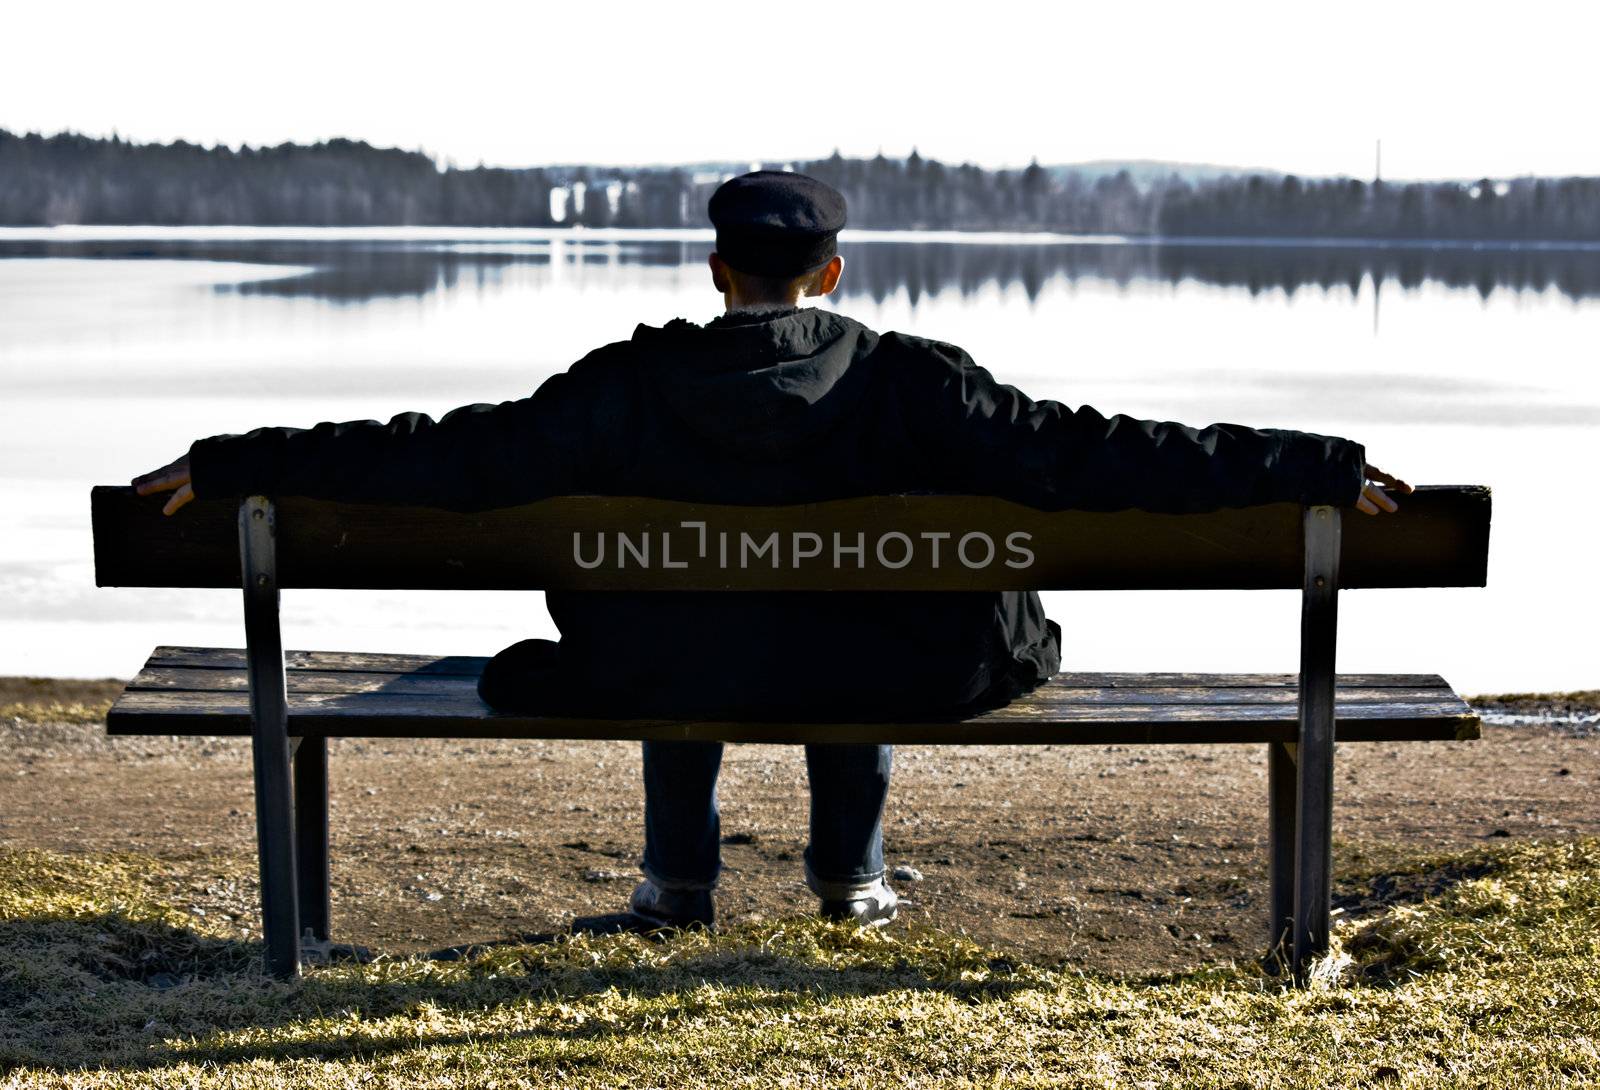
[1041,672,1451,689]
[104,698,1477,745]
[985,686,1460,706]
[137,647,1453,689]
[132,666,485,696]
[127,665,1463,708]
[109,649,1479,744]
[111,688,1473,723]
[144,646,487,676]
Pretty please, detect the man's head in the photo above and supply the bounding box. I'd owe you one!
[707,171,846,310]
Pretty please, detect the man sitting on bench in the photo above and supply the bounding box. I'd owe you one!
[132,170,1409,934]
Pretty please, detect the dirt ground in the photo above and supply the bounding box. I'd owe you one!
[1,677,1595,975]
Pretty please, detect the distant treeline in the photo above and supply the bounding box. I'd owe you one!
[3,129,1599,241]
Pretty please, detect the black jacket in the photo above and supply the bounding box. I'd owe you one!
[189,306,1366,718]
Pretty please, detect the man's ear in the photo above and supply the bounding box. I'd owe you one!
[815,254,844,297]
[708,252,731,294]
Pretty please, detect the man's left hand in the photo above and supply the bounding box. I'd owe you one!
[133,454,194,516]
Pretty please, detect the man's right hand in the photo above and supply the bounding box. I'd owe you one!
[133,454,194,516]
[1355,464,1411,516]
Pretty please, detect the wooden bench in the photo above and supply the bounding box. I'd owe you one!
[91,484,1491,981]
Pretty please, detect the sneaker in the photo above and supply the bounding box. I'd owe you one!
[628,878,715,930]
[569,878,715,937]
[819,877,899,927]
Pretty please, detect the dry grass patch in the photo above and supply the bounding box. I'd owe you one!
[1469,690,1600,719]
[1,838,1597,1088]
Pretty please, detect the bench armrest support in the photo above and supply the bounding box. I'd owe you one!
[1292,504,1341,979]
[240,496,303,979]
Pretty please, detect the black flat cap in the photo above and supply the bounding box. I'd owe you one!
[708,170,847,278]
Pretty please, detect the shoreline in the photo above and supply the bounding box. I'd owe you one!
[8,224,1600,253]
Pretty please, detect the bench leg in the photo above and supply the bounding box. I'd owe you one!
[248,712,301,978]
[294,736,331,943]
[1293,505,1341,982]
[1267,740,1297,964]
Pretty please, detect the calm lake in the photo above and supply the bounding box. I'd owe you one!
[1,227,1596,692]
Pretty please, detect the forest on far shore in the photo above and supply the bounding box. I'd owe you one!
[3,129,1599,241]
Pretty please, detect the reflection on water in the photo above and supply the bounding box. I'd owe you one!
[4,235,1600,305]
[0,229,1595,690]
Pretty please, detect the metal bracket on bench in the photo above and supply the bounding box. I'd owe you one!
[240,495,302,979]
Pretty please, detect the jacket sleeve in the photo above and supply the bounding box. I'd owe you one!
[187,364,605,513]
[897,336,1367,513]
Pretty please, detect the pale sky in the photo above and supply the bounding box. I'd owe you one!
[3,0,1595,180]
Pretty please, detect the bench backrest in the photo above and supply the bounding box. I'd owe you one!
[91,485,1490,592]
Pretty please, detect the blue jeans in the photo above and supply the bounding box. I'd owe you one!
[640,741,892,899]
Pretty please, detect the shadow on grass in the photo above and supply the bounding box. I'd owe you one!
[0,907,1038,1072]
[1123,847,1514,990]
[6,839,1562,1073]
[1332,853,1502,920]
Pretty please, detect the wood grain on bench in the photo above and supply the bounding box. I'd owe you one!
[110,647,1479,744]
[91,485,1492,592]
